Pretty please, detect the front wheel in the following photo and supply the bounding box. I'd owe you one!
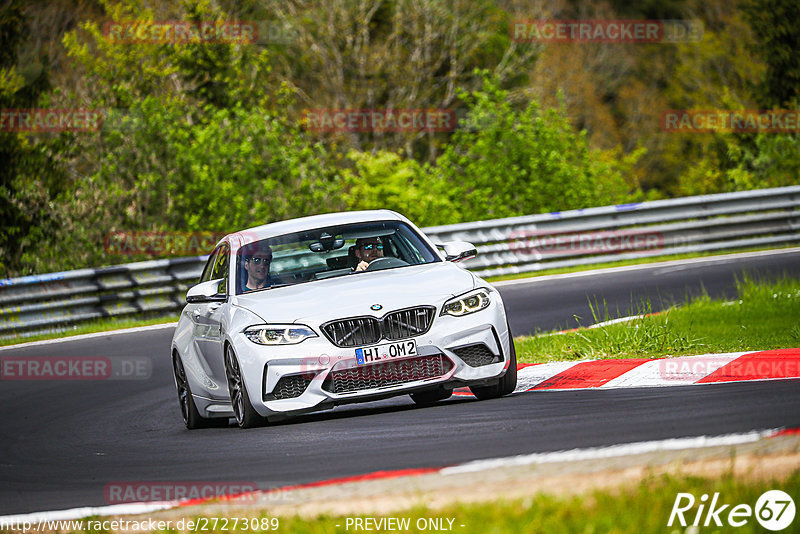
[224,345,266,429]
[469,333,517,400]
[172,354,227,429]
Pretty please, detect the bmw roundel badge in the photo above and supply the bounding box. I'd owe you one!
[370,304,383,311]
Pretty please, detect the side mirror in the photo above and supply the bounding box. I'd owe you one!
[439,241,477,263]
[186,278,227,303]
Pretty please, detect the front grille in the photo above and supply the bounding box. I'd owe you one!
[321,317,381,347]
[322,354,453,394]
[321,306,436,347]
[452,344,500,367]
[383,307,436,340]
[265,373,314,400]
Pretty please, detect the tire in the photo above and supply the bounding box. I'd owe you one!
[172,353,227,429]
[469,330,518,400]
[410,387,453,405]
[224,345,266,429]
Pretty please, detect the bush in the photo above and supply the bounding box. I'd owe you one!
[432,73,641,222]
[56,98,343,269]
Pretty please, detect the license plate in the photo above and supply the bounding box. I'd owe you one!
[355,340,417,365]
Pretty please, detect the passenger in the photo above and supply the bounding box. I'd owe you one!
[241,242,273,291]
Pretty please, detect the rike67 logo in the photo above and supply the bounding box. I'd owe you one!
[668,490,796,531]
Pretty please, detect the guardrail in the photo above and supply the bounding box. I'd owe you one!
[2,186,799,339]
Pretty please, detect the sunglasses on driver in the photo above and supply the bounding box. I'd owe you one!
[247,256,271,264]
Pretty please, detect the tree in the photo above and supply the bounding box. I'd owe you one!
[432,73,641,222]
[260,0,542,160]
[740,0,800,107]
[58,98,344,268]
[0,0,68,277]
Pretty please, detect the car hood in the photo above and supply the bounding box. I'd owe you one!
[232,262,476,325]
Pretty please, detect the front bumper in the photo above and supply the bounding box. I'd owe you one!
[231,300,511,419]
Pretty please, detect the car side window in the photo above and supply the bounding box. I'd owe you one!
[211,244,229,279]
[199,248,220,283]
[199,243,230,290]
[210,244,230,294]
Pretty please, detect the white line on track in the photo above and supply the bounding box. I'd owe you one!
[440,429,779,475]
[0,502,178,527]
[491,247,800,287]
[0,323,178,352]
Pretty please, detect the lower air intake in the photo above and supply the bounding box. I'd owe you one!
[322,354,453,394]
[266,373,315,400]
[452,344,501,367]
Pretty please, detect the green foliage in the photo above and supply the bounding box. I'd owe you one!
[62,0,274,109]
[0,0,68,277]
[55,98,342,269]
[3,0,798,277]
[658,14,767,197]
[740,0,800,107]
[338,74,642,227]
[728,130,800,189]
[433,74,641,221]
[340,151,452,226]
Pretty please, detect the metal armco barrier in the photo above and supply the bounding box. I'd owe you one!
[1,186,799,339]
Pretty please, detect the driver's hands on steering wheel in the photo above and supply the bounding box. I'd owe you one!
[355,260,370,272]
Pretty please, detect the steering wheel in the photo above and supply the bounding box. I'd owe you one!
[365,257,409,272]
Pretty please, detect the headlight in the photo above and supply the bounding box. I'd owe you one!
[243,324,318,345]
[441,288,491,317]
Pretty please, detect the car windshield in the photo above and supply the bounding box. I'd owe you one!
[235,220,440,294]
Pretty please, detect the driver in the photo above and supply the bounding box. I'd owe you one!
[353,237,384,272]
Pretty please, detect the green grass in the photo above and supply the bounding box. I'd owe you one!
[515,275,800,364]
[136,470,799,534]
[0,314,179,347]
[485,245,798,283]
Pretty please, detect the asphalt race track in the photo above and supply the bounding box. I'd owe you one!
[1,250,799,515]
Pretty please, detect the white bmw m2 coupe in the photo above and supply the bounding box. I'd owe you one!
[171,210,516,429]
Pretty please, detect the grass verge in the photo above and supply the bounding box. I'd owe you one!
[0,314,179,347]
[515,275,800,364]
[144,470,800,534]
